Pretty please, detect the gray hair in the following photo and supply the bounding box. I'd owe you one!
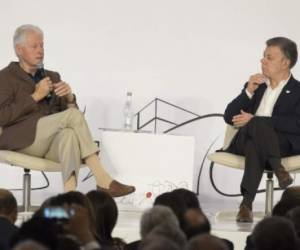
[266,37,298,69]
[186,234,229,250]
[140,205,179,238]
[148,223,187,249]
[13,24,43,49]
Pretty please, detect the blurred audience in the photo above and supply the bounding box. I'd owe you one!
[286,206,300,238]
[14,187,300,250]
[172,188,201,210]
[139,235,181,250]
[125,205,181,250]
[272,186,300,216]
[0,188,18,250]
[86,190,125,250]
[185,234,229,250]
[249,216,299,250]
[154,191,187,229]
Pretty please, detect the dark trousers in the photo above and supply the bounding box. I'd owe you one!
[227,117,293,203]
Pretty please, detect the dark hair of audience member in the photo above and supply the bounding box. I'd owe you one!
[10,217,62,249]
[286,206,300,238]
[251,216,299,250]
[172,188,201,210]
[182,208,211,239]
[33,197,53,218]
[154,191,187,229]
[0,188,18,222]
[272,186,300,216]
[86,190,125,249]
[139,235,181,250]
[185,234,229,250]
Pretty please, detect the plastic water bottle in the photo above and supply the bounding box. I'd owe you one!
[123,92,133,130]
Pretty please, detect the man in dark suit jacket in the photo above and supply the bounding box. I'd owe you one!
[0,24,134,196]
[0,188,18,250]
[224,37,299,222]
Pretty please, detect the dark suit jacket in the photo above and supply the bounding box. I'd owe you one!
[0,217,18,250]
[224,76,300,153]
[0,62,73,150]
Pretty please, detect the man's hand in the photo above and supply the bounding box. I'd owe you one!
[247,74,267,95]
[232,110,254,127]
[53,81,74,102]
[31,77,53,102]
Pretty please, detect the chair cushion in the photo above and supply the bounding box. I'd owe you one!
[208,152,300,173]
[208,152,244,170]
[0,150,61,172]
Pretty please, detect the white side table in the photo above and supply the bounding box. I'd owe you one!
[99,130,195,211]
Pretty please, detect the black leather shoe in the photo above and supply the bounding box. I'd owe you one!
[236,205,253,223]
[97,180,135,197]
[274,165,293,188]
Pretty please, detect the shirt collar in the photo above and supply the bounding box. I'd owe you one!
[265,73,291,89]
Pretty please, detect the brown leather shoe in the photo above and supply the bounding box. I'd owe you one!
[97,180,135,197]
[274,165,293,188]
[236,205,253,223]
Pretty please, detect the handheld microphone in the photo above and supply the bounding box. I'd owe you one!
[37,63,52,99]
[37,63,46,78]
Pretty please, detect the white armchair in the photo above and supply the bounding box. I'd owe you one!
[207,125,300,217]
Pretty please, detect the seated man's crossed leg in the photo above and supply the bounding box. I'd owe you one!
[228,117,293,222]
[18,108,135,197]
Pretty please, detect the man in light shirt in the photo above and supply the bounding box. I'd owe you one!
[224,37,299,222]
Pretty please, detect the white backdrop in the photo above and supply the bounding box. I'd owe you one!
[1,0,300,208]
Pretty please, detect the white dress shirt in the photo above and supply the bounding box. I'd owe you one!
[247,74,291,117]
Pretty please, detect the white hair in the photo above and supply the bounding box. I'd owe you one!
[13,24,43,48]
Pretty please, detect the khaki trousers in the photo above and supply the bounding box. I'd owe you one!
[19,108,99,183]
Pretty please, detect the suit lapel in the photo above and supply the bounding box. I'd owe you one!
[273,76,297,112]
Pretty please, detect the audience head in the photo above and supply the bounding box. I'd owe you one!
[0,188,18,223]
[172,188,200,210]
[86,190,121,244]
[140,205,179,238]
[139,235,181,250]
[147,222,187,249]
[251,216,299,250]
[154,191,187,228]
[272,186,300,216]
[185,234,229,250]
[182,208,211,239]
[286,206,300,238]
[11,216,63,249]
